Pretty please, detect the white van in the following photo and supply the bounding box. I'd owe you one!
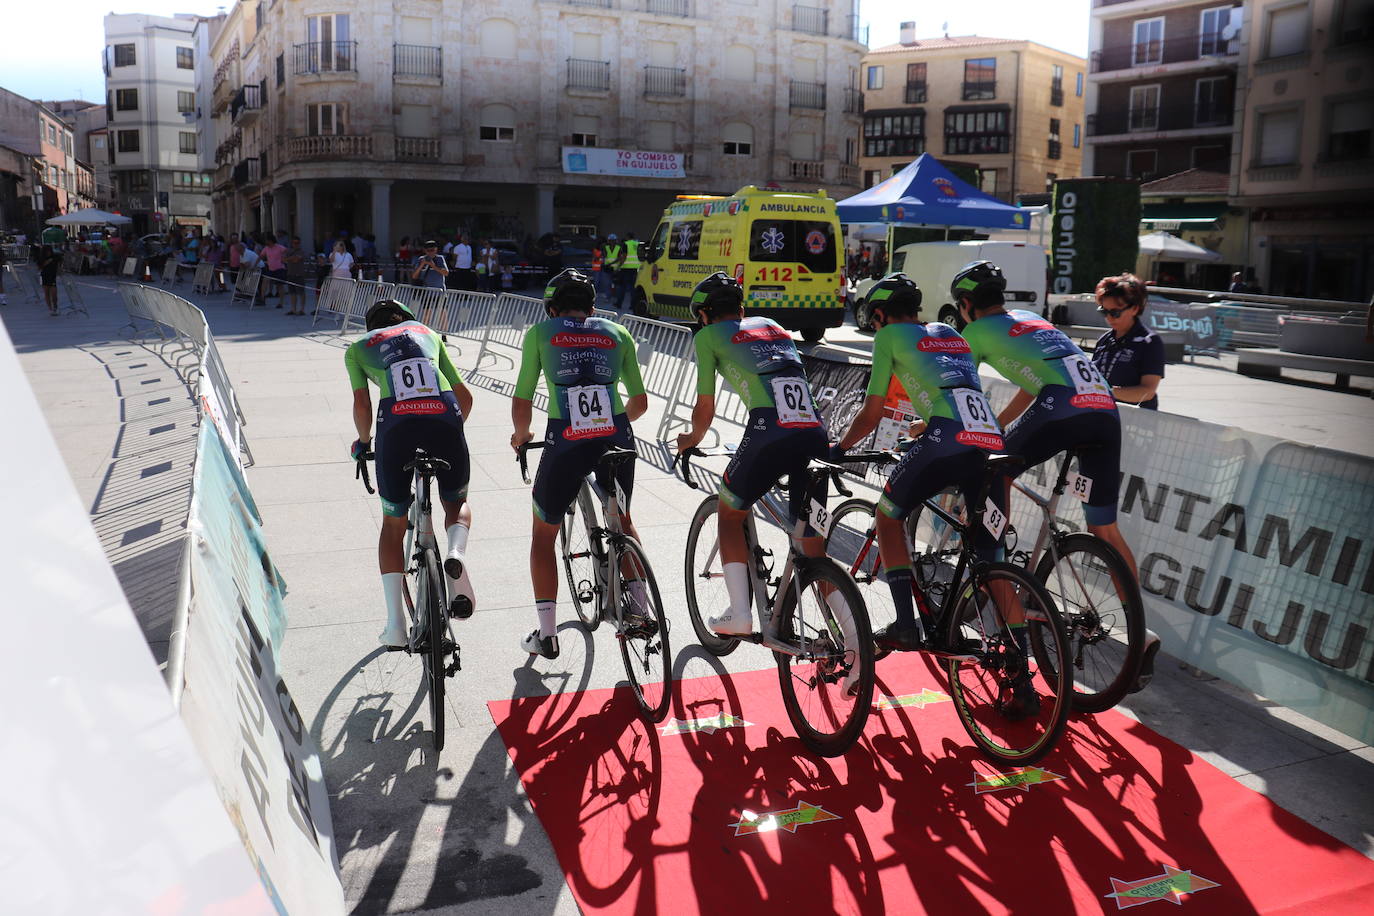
[852,240,1048,330]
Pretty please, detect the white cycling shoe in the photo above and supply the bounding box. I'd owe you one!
[378,622,408,649]
[709,609,753,636]
[521,629,560,660]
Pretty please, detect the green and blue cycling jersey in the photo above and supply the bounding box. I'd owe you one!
[962,309,1115,410]
[345,320,463,400]
[693,316,811,414]
[867,321,1004,446]
[514,316,646,421]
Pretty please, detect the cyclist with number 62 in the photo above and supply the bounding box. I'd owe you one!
[830,274,1007,653]
[511,268,648,660]
[346,299,477,648]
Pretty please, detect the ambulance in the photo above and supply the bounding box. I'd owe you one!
[633,186,845,341]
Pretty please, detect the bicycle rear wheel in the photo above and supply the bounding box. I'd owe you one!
[416,549,447,752]
[683,496,740,657]
[1032,533,1145,713]
[775,558,874,757]
[943,562,1071,766]
[614,537,673,722]
[560,485,604,631]
[824,498,897,661]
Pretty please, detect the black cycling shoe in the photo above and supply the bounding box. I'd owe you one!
[875,622,925,653]
[1130,631,1162,694]
[998,672,1042,721]
[521,629,559,660]
[449,595,473,620]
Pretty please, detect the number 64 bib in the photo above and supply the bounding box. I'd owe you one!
[567,384,615,437]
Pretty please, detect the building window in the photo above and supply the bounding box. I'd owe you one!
[905,62,926,103]
[176,47,194,69]
[1132,18,1165,66]
[570,114,598,147]
[1255,108,1302,165]
[1127,149,1158,179]
[478,103,515,141]
[46,123,56,144]
[179,132,197,154]
[478,18,518,59]
[1073,123,1081,148]
[1051,64,1064,105]
[864,111,925,157]
[722,121,754,155]
[1195,77,1230,126]
[1335,0,1374,44]
[115,89,138,112]
[724,44,756,82]
[277,53,285,87]
[866,65,883,90]
[980,169,999,196]
[126,170,150,191]
[1265,3,1309,58]
[1200,6,1240,55]
[177,90,195,113]
[306,14,353,70]
[1325,98,1372,161]
[1129,84,1161,131]
[307,102,346,136]
[114,43,135,67]
[1076,72,1083,96]
[944,109,1009,155]
[844,137,857,164]
[1048,118,1062,159]
[962,58,996,100]
[117,130,140,152]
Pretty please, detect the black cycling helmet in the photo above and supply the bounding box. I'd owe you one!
[543,267,596,315]
[866,272,923,319]
[690,272,744,320]
[949,260,1007,303]
[365,298,415,331]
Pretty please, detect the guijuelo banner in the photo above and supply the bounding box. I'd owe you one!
[1051,178,1141,295]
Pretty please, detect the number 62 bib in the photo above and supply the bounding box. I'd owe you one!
[771,377,819,428]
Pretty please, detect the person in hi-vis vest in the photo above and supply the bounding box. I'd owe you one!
[613,231,640,312]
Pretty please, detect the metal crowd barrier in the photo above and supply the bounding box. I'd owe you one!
[341,280,396,333]
[191,262,214,295]
[229,267,262,307]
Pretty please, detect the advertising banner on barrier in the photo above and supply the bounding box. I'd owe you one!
[1145,300,1219,351]
[179,423,344,914]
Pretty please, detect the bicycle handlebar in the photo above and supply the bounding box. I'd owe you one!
[355,452,376,495]
[516,441,545,485]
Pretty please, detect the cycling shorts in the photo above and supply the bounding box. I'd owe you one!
[721,408,829,533]
[1000,383,1122,523]
[374,390,470,517]
[532,414,635,524]
[877,417,989,521]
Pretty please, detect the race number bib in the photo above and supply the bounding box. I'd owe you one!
[950,388,999,435]
[771,377,819,428]
[389,358,440,401]
[568,384,614,436]
[809,498,831,537]
[1066,471,1093,503]
[1063,354,1114,407]
[983,498,1008,540]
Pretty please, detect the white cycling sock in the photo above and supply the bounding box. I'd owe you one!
[827,590,861,655]
[536,599,557,639]
[380,572,407,643]
[445,522,469,562]
[724,563,752,622]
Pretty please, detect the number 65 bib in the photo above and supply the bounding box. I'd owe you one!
[1063,354,1115,410]
[770,376,820,428]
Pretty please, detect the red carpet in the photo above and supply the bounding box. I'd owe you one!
[489,652,1374,914]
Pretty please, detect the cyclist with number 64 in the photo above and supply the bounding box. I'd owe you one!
[511,268,648,659]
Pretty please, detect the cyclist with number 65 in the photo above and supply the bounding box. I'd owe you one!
[511,268,648,660]
[830,274,1006,653]
[346,299,477,648]
[951,260,1138,578]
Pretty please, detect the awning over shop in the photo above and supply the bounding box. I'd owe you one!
[1140,202,1226,229]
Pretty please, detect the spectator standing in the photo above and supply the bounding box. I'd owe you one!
[478,237,498,292]
[395,236,413,284]
[37,244,60,315]
[602,234,621,307]
[326,240,355,280]
[227,232,244,286]
[284,236,308,315]
[452,234,474,290]
[1092,273,1164,410]
[614,231,640,312]
[412,239,449,290]
[261,235,288,305]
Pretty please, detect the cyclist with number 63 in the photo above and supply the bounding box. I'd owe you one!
[346,299,477,648]
[511,268,648,659]
[830,274,1006,653]
[951,260,1138,578]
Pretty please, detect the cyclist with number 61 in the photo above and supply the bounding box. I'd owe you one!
[346,299,477,648]
[511,268,648,660]
[829,274,1007,653]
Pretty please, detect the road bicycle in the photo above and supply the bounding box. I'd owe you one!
[823,451,1074,764]
[675,446,875,758]
[518,442,673,723]
[356,449,461,751]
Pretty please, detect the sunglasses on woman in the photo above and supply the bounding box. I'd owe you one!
[1097,305,1133,318]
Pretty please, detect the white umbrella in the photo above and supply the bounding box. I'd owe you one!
[1137,230,1220,262]
[46,208,133,227]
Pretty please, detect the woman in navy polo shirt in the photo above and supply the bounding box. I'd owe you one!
[1092,273,1165,410]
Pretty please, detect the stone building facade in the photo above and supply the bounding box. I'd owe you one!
[0,88,81,225]
[204,0,866,255]
[859,28,1086,202]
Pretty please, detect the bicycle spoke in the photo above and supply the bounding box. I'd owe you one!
[616,539,672,722]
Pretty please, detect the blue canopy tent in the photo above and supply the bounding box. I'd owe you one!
[836,154,1032,231]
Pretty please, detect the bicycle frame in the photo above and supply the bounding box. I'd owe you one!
[580,471,631,627]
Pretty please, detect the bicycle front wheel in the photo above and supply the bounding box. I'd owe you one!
[824,498,897,660]
[943,562,1071,766]
[416,549,447,752]
[1032,533,1145,713]
[775,558,874,757]
[614,537,673,722]
[683,496,740,657]
[560,485,604,631]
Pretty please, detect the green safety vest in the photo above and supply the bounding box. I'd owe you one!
[622,239,640,270]
[605,242,622,266]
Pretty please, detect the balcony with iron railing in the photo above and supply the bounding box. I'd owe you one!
[844,14,868,44]
[294,40,357,76]
[1092,34,1240,73]
[285,134,374,160]
[230,83,264,125]
[567,58,611,91]
[962,80,996,100]
[232,157,260,188]
[839,163,859,185]
[1087,100,1234,136]
[790,81,827,111]
[644,66,687,98]
[396,137,441,160]
[791,5,828,35]
[643,0,690,16]
[1048,139,1063,159]
[789,160,824,181]
[1051,84,1065,106]
[904,81,927,104]
[394,44,442,79]
[565,0,614,6]
[844,87,863,113]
